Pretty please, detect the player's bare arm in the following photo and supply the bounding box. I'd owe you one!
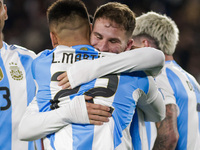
[153,104,179,150]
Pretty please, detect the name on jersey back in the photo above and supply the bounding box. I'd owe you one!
[52,52,102,64]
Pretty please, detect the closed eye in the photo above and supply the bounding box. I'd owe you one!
[94,32,102,39]
[109,39,120,44]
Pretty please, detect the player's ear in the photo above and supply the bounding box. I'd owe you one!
[90,23,92,32]
[3,4,8,20]
[142,39,150,47]
[50,32,58,48]
[125,39,133,51]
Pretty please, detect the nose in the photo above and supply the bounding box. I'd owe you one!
[97,40,109,52]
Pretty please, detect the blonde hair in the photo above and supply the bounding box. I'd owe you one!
[132,11,179,55]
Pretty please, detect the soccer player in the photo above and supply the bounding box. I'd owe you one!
[0,0,42,149]
[19,1,165,149]
[57,2,162,150]
[131,12,200,150]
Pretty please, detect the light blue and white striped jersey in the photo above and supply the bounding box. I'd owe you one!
[0,42,42,150]
[32,45,160,150]
[129,109,151,150]
[151,60,200,150]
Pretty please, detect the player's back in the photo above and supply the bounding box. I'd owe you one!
[32,45,107,112]
[0,42,37,150]
[155,60,200,150]
[32,45,155,150]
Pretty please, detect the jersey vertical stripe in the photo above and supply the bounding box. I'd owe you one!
[167,68,188,148]
[130,108,151,150]
[112,73,139,148]
[19,52,36,105]
[0,49,12,150]
[32,50,53,112]
[0,42,39,150]
[145,121,151,150]
[130,110,142,150]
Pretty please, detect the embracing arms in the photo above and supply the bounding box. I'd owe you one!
[59,47,164,89]
[19,47,164,141]
[18,96,111,141]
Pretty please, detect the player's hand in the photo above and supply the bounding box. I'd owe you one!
[57,72,71,89]
[85,95,112,125]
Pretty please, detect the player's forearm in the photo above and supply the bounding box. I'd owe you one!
[18,107,69,141]
[18,96,89,141]
[67,47,164,88]
[152,104,179,150]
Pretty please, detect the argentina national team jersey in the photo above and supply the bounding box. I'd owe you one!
[32,45,158,150]
[0,42,42,150]
[153,60,200,150]
[128,109,151,150]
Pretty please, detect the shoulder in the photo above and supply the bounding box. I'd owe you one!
[36,49,52,58]
[8,44,37,59]
[158,61,181,84]
[31,49,52,67]
[125,71,150,94]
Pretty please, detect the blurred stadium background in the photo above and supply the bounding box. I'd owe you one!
[3,0,200,83]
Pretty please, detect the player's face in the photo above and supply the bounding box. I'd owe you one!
[0,0,7,32]
[90,18,132,54]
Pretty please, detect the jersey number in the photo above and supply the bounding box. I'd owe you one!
[0,87,11,111]
[50,72,119,110]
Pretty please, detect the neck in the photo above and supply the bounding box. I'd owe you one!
[0,41,3,49]
[58,40,90,47]
[0,34,3,49]
[54,29,90,48]
[165,54,174,61]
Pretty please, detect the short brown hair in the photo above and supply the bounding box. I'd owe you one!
[93,2,136,38]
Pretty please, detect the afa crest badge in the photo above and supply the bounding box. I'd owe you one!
[0,67,3,81]
[9,62,23,81]
[80,47,88,51]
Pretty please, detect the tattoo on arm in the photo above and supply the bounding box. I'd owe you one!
[153,104,179,150]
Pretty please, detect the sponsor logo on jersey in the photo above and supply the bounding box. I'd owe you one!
[0,67,3,81]
[9,62,23,80]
